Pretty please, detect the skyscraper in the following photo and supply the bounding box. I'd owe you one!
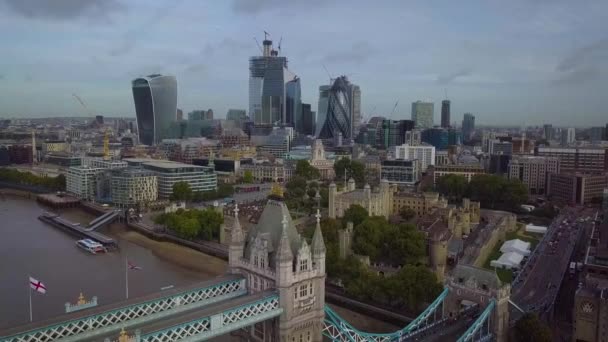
[249,36,300,127]
[411,101,434,128]
[352,85,361,133]
[379,119,415,149]
[561,128,576,146]
[301,103,316,136]
[316,76,358,141]
[462,113,475,142]
[543,124,553,141]
[440,100,450,128]
[132,74,178,146]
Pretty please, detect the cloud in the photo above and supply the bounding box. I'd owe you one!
[552,66,601,85]
[109,0,183,57]
[322,41,373,65]
[232,0,328,14]
[1,0,124,20]
[436,68,473,84]
[556,38,608,72]
[552,38,608,85]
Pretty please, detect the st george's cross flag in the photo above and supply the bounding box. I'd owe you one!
[29,277,46,294]
[128,260,142,270]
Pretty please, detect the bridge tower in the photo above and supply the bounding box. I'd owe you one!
[444,264,511,342]
[228,186,326,341]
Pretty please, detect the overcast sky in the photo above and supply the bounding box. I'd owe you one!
[1,0,607,126]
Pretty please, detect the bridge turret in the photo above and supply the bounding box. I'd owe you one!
[311,209,326,274]
[228,204,244,272]
[276,214,294,287]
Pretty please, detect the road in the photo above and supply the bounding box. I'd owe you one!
[511,207,595,318]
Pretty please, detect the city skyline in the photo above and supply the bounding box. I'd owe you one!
[0,0,608,126]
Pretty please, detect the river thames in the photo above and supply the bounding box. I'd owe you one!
[0,194,396,337]
[0,196,217,329]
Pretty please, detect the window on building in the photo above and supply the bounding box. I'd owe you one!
[299,284,308,297]
[260,256,265,269]
[254,322,264,339]
[307,331,311,342]
[300,258,308,271]
[253,276,259,290]
[254,255,259,267]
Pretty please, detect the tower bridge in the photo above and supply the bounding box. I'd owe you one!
[0,191,511,342]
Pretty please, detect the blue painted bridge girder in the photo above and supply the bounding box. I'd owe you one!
[457,299,496,342]
[0,276,246,342]
[323,287,449,342]
[139,292,282,342]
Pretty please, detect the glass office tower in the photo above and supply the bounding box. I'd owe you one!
[132,74,177,145]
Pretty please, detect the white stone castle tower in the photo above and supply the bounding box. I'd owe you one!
[228,186,326,341]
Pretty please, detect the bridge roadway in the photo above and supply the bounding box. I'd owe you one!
[93,291,277,342]
[0,275,243,341]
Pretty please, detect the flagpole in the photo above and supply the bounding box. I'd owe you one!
[125,254,129,299]
[28,276,32,322]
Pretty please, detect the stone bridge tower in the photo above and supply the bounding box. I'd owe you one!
[444,264,510,342]
[228,187,326,342]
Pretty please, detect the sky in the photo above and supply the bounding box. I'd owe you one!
[1,0,607,126]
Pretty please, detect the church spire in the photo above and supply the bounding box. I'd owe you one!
[230,203,244,245]
[311,209,326,255]
[277,214,293,262]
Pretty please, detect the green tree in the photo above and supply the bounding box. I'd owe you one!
[399,207,416,221]
[196,208,224,240]
[384,223,426,265]
[171,181,193,201]
[243,170,254,183]
[514,313,552,342]
[342,204,369,227]
[295,160,320,180]
[334,158,366,186]
[352,216,386,260]
[436,174,468,202]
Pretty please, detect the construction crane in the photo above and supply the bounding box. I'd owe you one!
[72,93,93,116]
[277,36,283,54]
[253,37,263,54]
[389,101,399,118]
[322,64,333,84]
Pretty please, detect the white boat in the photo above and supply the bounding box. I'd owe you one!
[76,239,107,254]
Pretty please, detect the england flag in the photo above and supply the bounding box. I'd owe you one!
[29,277,46,294]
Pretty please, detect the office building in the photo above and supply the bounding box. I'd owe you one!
[226,109,248,122]
[561,127,576,146]
[188,109,214,121]
[110,168,158,208]
[176,108,183,121]
[411,101,434,129]
[543,124,553,141]
[239,161,294,183]
[381,159,420,185]
[441,100,450,128]
[124,158,217,199]
[447,128,462,146]
[433,165,485,185]
[508,156,560,195]
[405,129,422,146]
[391,143,435,172]
[7,145,33,164]
[379,119,415,149]
[132,74,178,146]
[488,140,513,156]
[66,166,103,200]
[548,173,607,205]
[435,150,450,166]
[300,103,316,136]
[462,113,475,142]
[590,127,605,142]
[316,76,359,141]
[536,146,608,173]
[352,85,361,132]
[249,37,300,127]
[422,128,449,150]
[220,128,250,148]
[488,155,512,175]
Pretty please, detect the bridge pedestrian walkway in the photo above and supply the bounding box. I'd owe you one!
[87,211,119,231]
[0,276,245,342]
